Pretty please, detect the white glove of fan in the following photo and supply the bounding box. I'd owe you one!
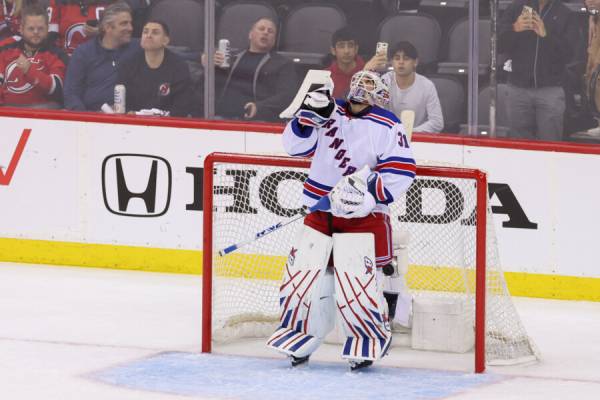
[329,166,376,218]
[135,108,170,117]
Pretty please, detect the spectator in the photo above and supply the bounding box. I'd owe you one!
[116,20,192,117]
[577,0,600,137]
[381,41,443,133]
[499,0,579,141]
[63,1,140,112]
[324,26,386,99]
[212,17,297,122]
[47,0,116,55]
[0,0,23,41]
[0,4,67,108]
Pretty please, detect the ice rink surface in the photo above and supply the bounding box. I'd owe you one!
[1,262,599,400]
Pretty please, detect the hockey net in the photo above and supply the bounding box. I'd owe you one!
[202,152,539,372]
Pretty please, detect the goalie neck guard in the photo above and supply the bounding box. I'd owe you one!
[347,70,390,107]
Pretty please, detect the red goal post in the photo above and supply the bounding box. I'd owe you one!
[202,152,536,373]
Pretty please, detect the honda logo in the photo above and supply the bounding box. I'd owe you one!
[102,154,172,217]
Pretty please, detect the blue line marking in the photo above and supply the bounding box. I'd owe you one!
[90,352,502,400]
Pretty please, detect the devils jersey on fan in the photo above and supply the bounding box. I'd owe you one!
[0,38,67,105]
[47,0,112,54]
[0,0,20,39]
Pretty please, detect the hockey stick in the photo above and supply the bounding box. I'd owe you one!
[400,109,415,143]
[218,195,331,257]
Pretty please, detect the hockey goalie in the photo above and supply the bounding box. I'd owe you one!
[266,70,417,370]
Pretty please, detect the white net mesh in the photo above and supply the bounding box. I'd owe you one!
[206,155,539,366]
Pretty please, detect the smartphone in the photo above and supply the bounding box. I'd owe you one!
[522,5,533,17]
[376,42,388,57]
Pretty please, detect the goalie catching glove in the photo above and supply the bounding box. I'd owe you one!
[329,166,376,218]
[294,82,335,128]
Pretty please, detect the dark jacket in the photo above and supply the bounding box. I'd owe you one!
[216,50,297,121]
[498,0,579,88]
[117,49,193,117]
[64,37,141,111]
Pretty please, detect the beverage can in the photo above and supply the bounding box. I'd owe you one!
[114,84,126,114]
[218,38,230,68]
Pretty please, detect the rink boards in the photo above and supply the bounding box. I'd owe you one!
[0,111,598,301]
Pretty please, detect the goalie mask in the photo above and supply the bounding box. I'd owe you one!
[347,70,390,107]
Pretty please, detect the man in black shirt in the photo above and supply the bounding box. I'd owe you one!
[499,0,578,141]
[117,19,192,117]
[213,17,297,122]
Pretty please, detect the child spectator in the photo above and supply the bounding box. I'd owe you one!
[325,26,386,99]
[382,41,443,133]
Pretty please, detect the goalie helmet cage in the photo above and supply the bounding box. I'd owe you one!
[202,152,539,373]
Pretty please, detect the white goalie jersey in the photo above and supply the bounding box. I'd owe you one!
[283,99,417,214]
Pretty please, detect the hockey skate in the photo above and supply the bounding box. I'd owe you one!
[349,359,373,371]
[290,355,310,367]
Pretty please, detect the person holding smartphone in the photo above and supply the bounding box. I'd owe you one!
[324,26,388,99]
[381,41,443,133]
[498,0,579,141]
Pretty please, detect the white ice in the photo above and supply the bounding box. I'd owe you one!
[0,262,599,399]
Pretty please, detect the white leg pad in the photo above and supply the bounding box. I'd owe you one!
[266,225,335,358]
[384,229,413,329]
[333,233,392,362]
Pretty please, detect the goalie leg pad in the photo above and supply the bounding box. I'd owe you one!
[332,233,392,362]
[383,229,413,329]
[266,225,335,358]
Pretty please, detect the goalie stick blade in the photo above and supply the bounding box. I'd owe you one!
[279,70,332,119]
[400,109,415,143]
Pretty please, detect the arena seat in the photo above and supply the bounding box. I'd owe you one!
[429,75,466,133]
[148,0,204,52]
[437,17,491,76]
[460,83,511,136]
[278,3,347,67]
[377,13,442,72]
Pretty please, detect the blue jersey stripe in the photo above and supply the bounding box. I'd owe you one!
[378,156,416,164]
[291,141,317,157]
[303,189,322,200]
[363,116,394,129]
[305,177,333,191]
[291,118,314,138]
